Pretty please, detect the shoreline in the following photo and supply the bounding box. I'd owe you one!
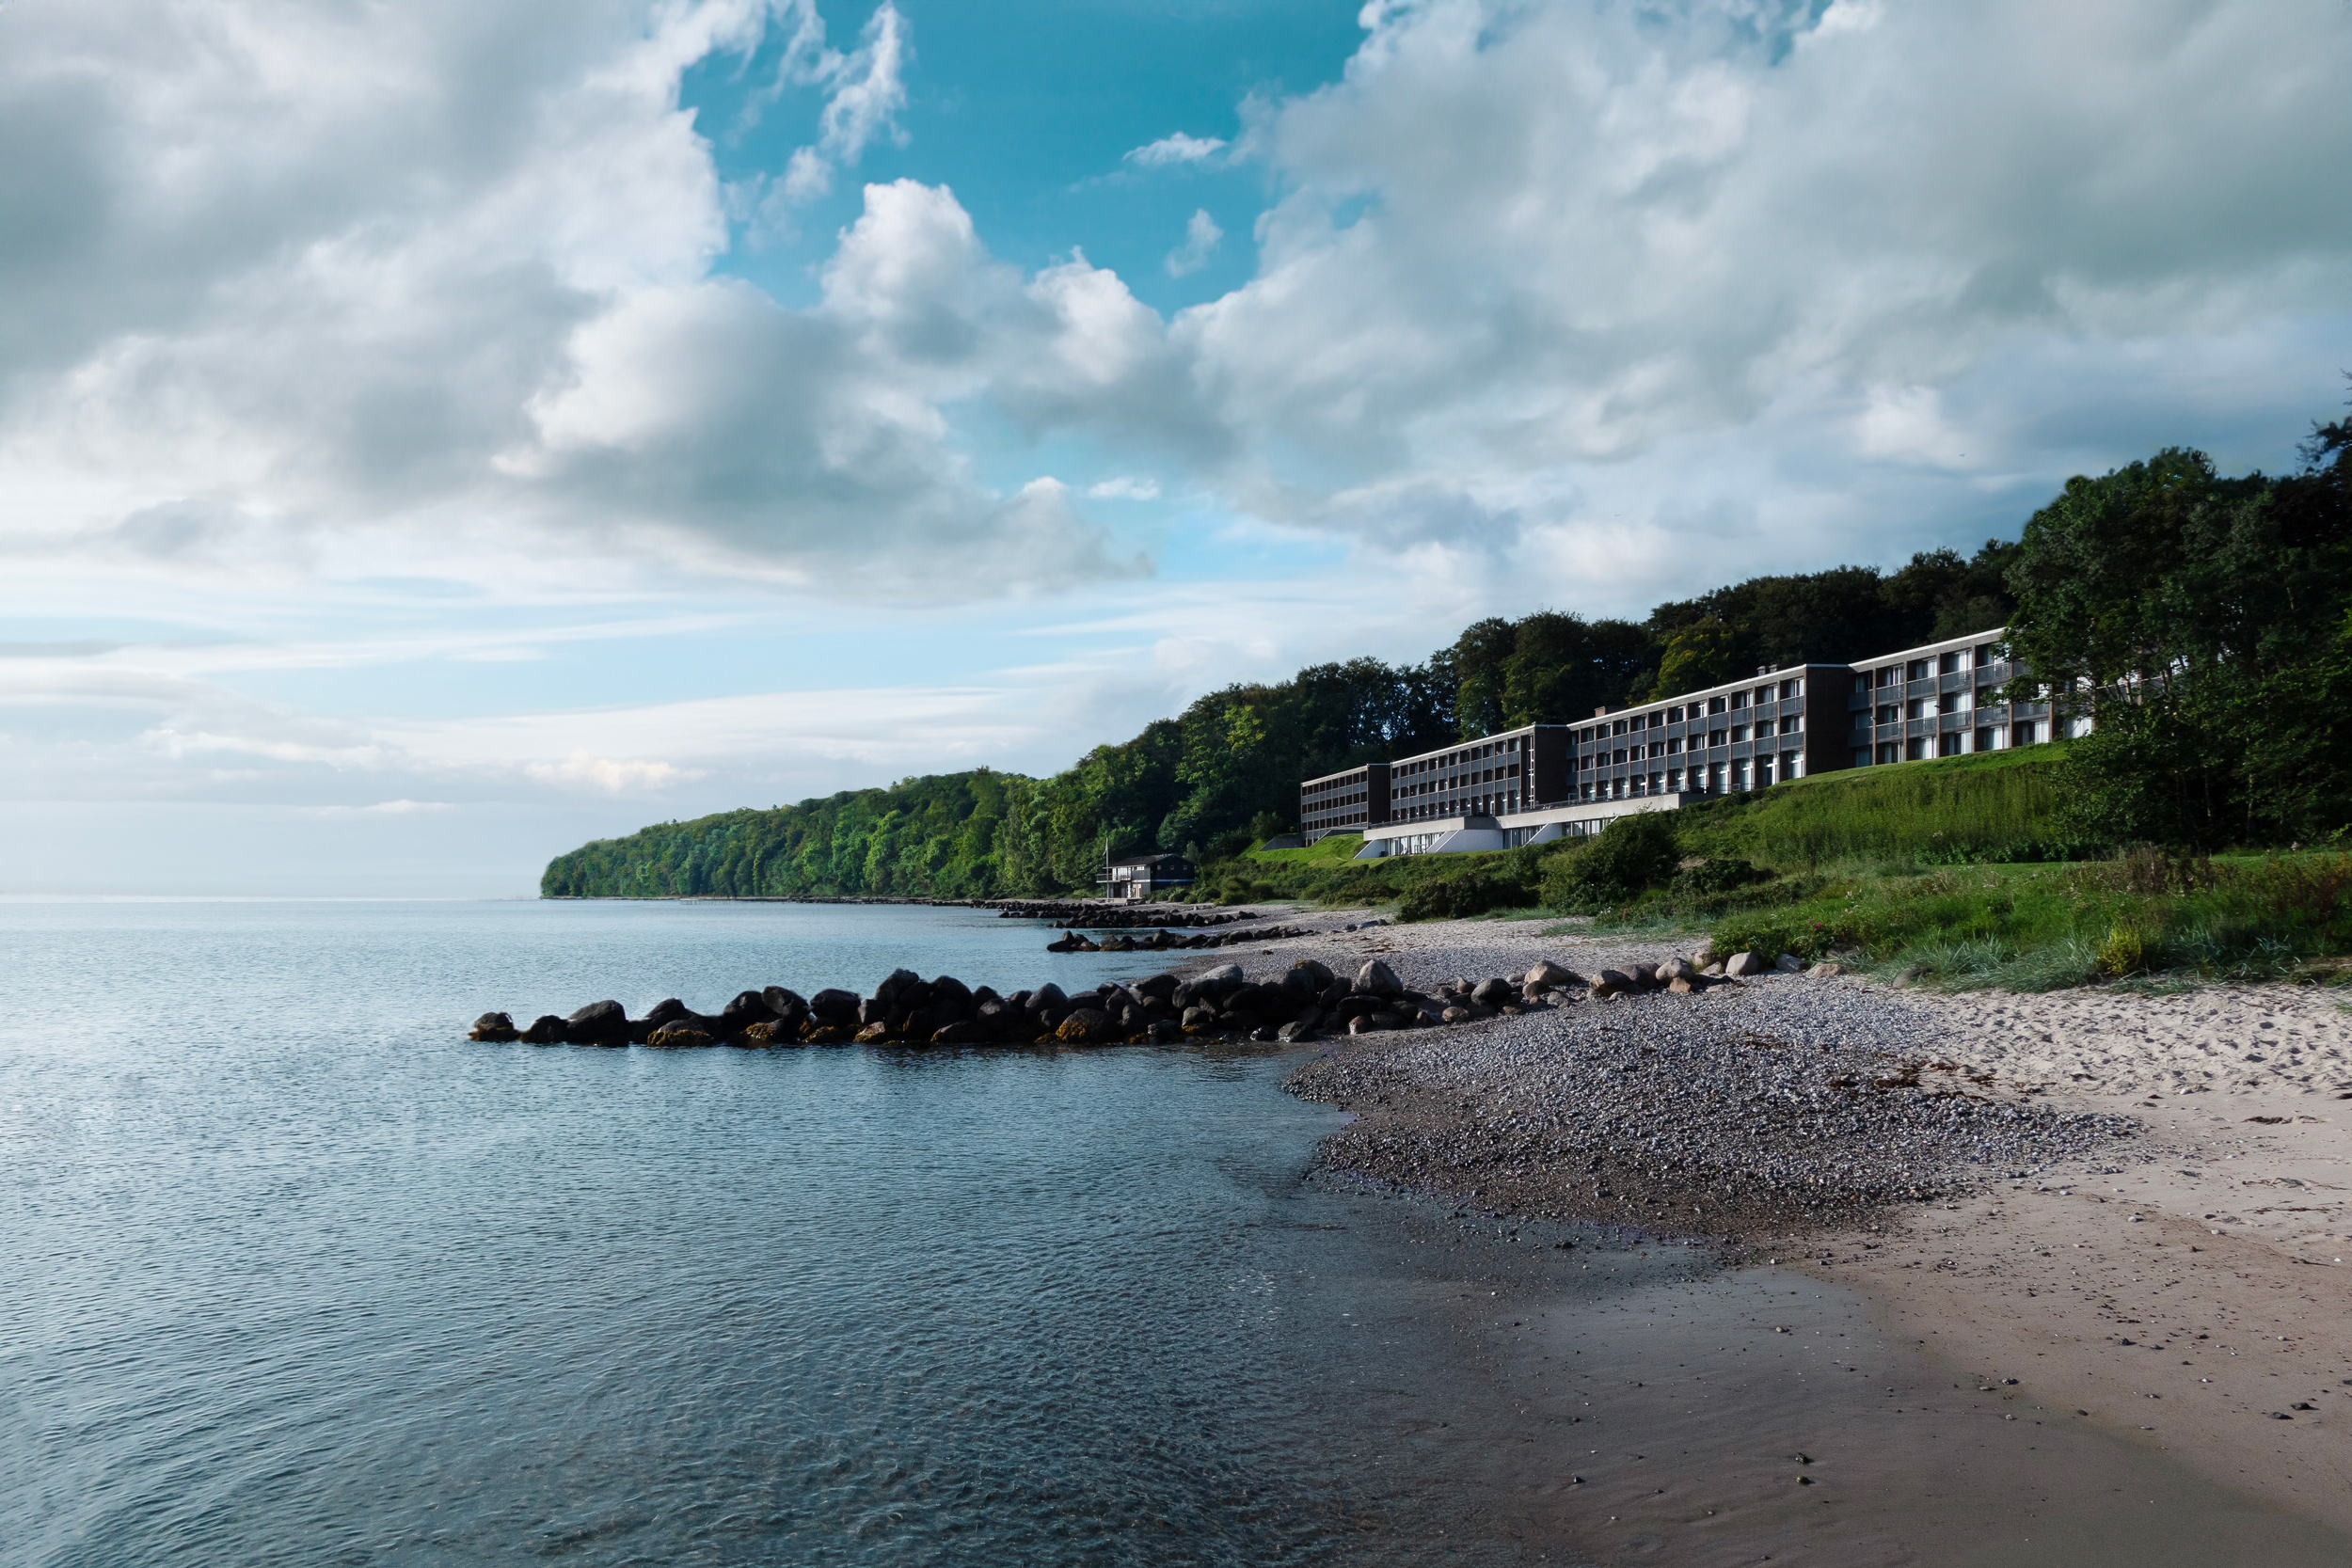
[1164,905,2352,1547]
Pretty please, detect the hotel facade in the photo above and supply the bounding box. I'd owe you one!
[1303,627,2076,857]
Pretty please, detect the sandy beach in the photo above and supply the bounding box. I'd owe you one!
[1142,904,2352,1551]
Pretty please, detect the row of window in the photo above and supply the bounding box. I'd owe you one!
[1581,715,1802,767]
[1861,642,2004,692]
[1581,752,1805,800]
[1395,791,1518,821]
[1392,734,1523,775]
[1855,719,2074,765]
[1578,678,1804,743]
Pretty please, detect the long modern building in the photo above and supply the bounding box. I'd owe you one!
[1303,626,2079,857]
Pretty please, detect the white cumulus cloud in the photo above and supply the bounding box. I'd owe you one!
[1165,209,1223,277]
[1123,131,1227,167]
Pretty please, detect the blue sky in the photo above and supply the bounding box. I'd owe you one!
[3,0,2349,895]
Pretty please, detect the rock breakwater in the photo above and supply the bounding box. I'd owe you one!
[467,942,1745,1052]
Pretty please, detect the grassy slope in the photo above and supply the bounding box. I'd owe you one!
[1210,750,2351,989]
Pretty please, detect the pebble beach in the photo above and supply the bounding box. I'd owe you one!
[1140,902,2352,1541]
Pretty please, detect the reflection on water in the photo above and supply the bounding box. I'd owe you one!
[0,901,1534,1565]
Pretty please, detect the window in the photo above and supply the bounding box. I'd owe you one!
[1779,715,1801,736]
[1708,729,1726,749]
[1667,736,1682,753]
[1730,724,1749,743]
[1852,673,1869,695]
[1708,696,1727,715]
[1731,690,1749,708]
[1611,720,1625,736]
[1877,705,1898,725]
[1939,650,1963,675]
[1667,767,1683,791]
[1754,685,1772,704]
[1937,692,1959,715]
[1781,678,1801,700]
[1906,736,1926,760]
[1668,705,1685,722]
[1908,658,1931,681]
[1905,699,1925,721]
[1877,667,1899,689]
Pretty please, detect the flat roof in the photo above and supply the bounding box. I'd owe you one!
[1852,626,2010,671]
[1298,760,1390,786]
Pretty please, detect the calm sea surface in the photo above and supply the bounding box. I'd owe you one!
[0,900,1526,1567]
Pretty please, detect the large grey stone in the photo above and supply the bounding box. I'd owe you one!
[1524,958,1580,990]
[1724,951,1763,977]
[1357,958,1403,997]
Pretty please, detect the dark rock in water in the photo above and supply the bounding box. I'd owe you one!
[853,1022,891,1044]
[760,987,809,1032]
[974,999,1018,1039]
[1056,1008,1111,1044]
[802,1023,853,1045]
[1029,982,1070,1026]
[1225,982,1272,1016]
[1216,1008,1259,1035]
[720,990,775,1027]
[646,1021,714,1048]
[1251,1025,1280,1042]
[644,998,689,1027]
[1276,1019,1318,1043]
[1197,961,1245,991]
[1181,1003,1218,1032]
[900,1007,934,1041]
[857,996,890,1028]
[1145,1020,1182,1044]
[519,1014,569,1044]
[469,1011,517,1041]
[807,989,861,1025]
[1135,973,1179,1001]
[565,1000,630,1045]
[735,1021,797,1047]
[1290,958,1334,990]
[930,1020,982,1045]
[929,975,973,1021]
[875,968,929,1008]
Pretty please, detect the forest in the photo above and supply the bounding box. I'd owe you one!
[542,406,2349,901]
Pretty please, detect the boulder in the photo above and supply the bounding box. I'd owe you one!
[1145,1020,1183,1044]
[565,1000,630,1045]
[1225,983,1274,1016]
[1029,981,1070,1015]
[1541,990,1578,1006]
[1056,1008,1112,1044]
[1808,962,1845,977]
[974,1000,1018,1038]
[1346,1013,1393,1035]
[1667,976,1698,995]
[1588,969,1630,999]
[801,1023,853,1045]
[1275,1019,1319,1043]
[1135,973,1179,1001]
[929,975,974,1021]
[1356,958,1403,997]
[1250,1025,1281,1043]
[1724,951,1763,977]
[1523,958,1580,990]
[874,968,929,1007]
[1289,958,1334,989]
[1700,962,1725,977]
[1181,1004,1219,1032]
[1627,962,1660,989]
[852,1022,892,1044]
[1197,962,1246,992]
[736,1021,795,1046]
[720,990,776,1029]
[807,989,861,1026]
[643,997,689,1027]
[930,1021,982,1045]
[1470,977,1515,1008]
[1278,967,1321,1004]
[519,1014,569,1044]
[1655,958,1693,985]
[1439,1006,1473,1024]
[646,1022,713,1048]
[761,985,806,1018]
[1775,953,1804,974]
[469,1011,517,1042]
[1689,943,1718,969]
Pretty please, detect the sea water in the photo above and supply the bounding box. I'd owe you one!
[11,901,2348,1568]
[0,899,1520,1566]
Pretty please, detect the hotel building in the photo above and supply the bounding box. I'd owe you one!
[1301,627,2071,857]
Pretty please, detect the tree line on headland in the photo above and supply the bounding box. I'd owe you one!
[541,407,2351,901]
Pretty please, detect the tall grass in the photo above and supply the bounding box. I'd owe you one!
[1672,748,2079,870]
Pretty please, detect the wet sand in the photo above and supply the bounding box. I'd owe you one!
[1294,1184,2351,1565]
[1133,905,2352,1555]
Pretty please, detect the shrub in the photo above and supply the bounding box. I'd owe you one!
[1541,813,1680,911]
[1398,866,1528,922]
[1670,857,1767,897]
